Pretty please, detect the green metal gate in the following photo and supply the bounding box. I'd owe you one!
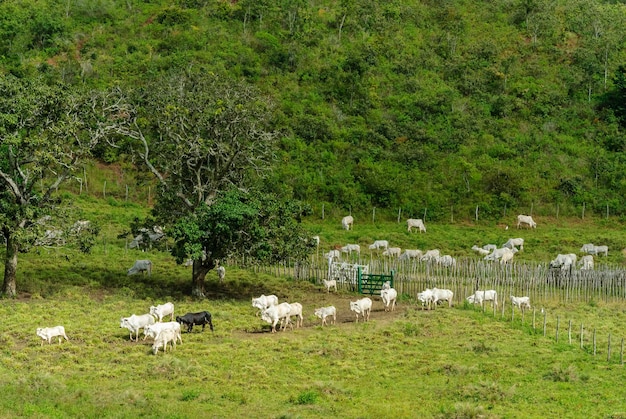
[357,267,394,295]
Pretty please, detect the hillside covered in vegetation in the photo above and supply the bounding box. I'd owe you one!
[2,0,626,220]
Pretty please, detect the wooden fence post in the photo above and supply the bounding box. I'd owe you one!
[621,338,624,365]
[593,329,597,356]
[322,204,324,220]
[556,316,559,342]
[532,309,536,331]
[580,323,584,349]
[608,333,612,362]
[543,310,547,337]
[103,180,107,198]
[372,207,376,223]
[397,208,401,223]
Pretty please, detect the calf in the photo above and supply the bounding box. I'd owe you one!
[381,288,398,312]
[150,302,175,322]
[510,296,531,312]
[467,290,498,307]
[417,289,435,310]
[314,306,337,326]
[322,279,337,293]
[350,297,372,323]
[368,240,389,251]
[36,326,69,346]
[517,214,536,229]
[432,288,453,308]
[120,313,155,341]
[152,328,178,355]
[144,322,183,344]
[341,215,354,230]
[176,311,214,333]
[216,265,226,283]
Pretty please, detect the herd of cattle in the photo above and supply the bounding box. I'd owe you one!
[329,214,608,271]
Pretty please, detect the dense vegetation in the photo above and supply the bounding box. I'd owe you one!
[1,0,626,221]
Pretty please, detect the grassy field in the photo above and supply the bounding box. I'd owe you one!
[2,197,626,418]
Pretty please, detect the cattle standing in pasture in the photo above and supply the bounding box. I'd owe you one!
[578,255,594,270]
[152,328,178,355]
[216,261,226,283]
[150,302,175,322]
[322,279,337,293]
[382,247,401,257]
[431,288,453,308]
[36,326,69,346]
[399,249,423,260]
[286,302,304,329]
[252,294,279,316]
[120,314,155,341]
[517,214,536,229]
[580,243,608,257]
[407,218,426,233]
[471,245,491,256]
[483,244,497,252]
[127,259,152,276]
[503,238,524,251]
[341,244,361,255]
[381,288,397,312]
[314,306,337,326]
[417,289,435,310]
[324,249,341,260]
[176,311,214,333]
[368,240,389,251]
[484,247,517,262]
[510,296,531,313]
[350,297,372,323]
[467,290,498,307]
[143,322,183,344]
[420,249,440,262]
[261,302,293,333]
[549,254,577,270]
[129,226,164,250]
[436,255,456,267]
[341,215,354,231]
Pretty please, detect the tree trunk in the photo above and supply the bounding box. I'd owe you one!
[191,260,211,298]
[2,233,18,298]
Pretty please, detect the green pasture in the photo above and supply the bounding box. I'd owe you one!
[2,198,626,417]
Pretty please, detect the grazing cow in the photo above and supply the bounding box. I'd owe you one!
[261,302,293,333]
[314,306,337,326]
[129,226,164,250]
[176,311,214,333]
[503,238,524,251]
[341,244,361,255]
[437,255,456,267]
[143,322,183,344]
[549,253,577,270]
[324,249,341,260]
[482,244,497,251]
[431,288,453,308]
[349,297,372,323]
[420,249,441,262]
[499,248,516,264]
[120,313,156,341]
[467,290,498,307]
[517,214,536,229]
[368,240,389,251]
[36,326,69,346]
[417,289,435,310]
[341,215,354,231]
[252,294,279,316]
[471,245,491,256]
[381,288,398,312]
[150,302,175,322]
[216,261,226,283]
[286,302,303,329]
[322,279,337,293]
[578,255,594,270]
[510,296,531,312]
[127,259,152,276]
[580,243,608,257]
[152,328,178,355]
[407,218,426,233]
[484,247,517,262]
[399,249,423,260]
[382,247,401,257]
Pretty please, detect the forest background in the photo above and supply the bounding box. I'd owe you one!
[2,0,626,221]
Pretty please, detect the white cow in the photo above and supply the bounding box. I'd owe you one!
[324,249,341,260]
[420,249,441,262]
[368,240,389,250]
[381,288,398,312]
[482,244,497,252]
[517,214,536,229]
[580,243,608,257]
[143,322,182,344]
[341,244,361,255]
[399,249,423,260]
[120,314,156,341]
[252,294,279,316]
[350,297,372,323]
[314,306,337,326]
[286,302,303,329]
[341,215,354,230]
[510,296,531,312]
[261,302,293,333]
[484,247,517,262]
[382,247,401,257]
[36,326,69,346]
[437,255,456,267]
[578,255,594,270]
[152,328,178,355]
[417,289,435,310]
[150,302,175,322]
[471,245,491,256]
[431,288,454,308]
[216,264,226,283]
[322,279,337,293]
[549,253,577,270]
[127,259,152,276]
[407,218,426,233]
[503,238,524,251]
[467,290,498,307]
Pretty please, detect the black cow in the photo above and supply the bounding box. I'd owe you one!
[176,311,214,333]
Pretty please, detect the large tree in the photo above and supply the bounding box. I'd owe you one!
[0,75,105,297]
[107,70,310,297]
